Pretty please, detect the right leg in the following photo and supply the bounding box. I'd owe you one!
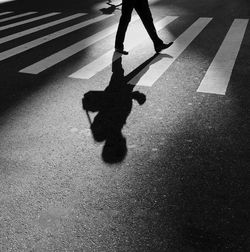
[135,0,173,53]
[115,0,134,52]
[134,0,162,46]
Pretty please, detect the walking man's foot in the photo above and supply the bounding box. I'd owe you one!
[115,48,129,55]
[154,42,173,53]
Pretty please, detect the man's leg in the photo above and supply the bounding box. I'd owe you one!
[115,0,134,54]
[135,0,173,53]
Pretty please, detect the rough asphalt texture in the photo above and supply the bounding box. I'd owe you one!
[0,0,249,251]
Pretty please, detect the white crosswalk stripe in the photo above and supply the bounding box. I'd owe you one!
[197,19,248,95]
[19,15,139,74]
[128,17,213,86]
[0,12,60,31]
[0,11,248,96]
[0,14,113,61]
[0,12,36,22]
[0,13,86,45]
[0,11,13,17]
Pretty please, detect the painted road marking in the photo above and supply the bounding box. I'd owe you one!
[0,11,13,17]
[0,14,113,61]
[129,17,213,86]
[20,15,140,74]
[149,0,163,4]
[107,0,122,5]
[105,0,159,5]
[0,12,36,23]
[69,16,178,79]
[0,12,60,31]
[0,13,86,45]
[197,19,249,95]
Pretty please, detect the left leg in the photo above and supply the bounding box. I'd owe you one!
[115,0,134,54]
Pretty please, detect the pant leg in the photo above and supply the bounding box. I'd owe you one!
[134,0,163,46]
[115,0,134,49]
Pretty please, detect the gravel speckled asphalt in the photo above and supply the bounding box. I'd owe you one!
[0,0,250,251]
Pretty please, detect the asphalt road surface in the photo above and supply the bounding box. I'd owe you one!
[0,0,250,251]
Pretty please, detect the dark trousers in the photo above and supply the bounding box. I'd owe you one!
[115,0,163,50]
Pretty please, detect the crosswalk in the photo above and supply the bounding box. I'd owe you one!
[197,19,248,95]
[0,12,59,31]
[0,13,85,44]
[0,10,249,95]
[0,11,13,17]
[129,17,213,87]
[69,15,178,79]
[20,14,139,74]
[0,11,37,22]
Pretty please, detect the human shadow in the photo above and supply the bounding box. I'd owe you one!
[100,1,122,15]
[82,52,173,164]
[82,53,145,164]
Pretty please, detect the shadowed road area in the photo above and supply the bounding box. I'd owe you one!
[0,0,249,251]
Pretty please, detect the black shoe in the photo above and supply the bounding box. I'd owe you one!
[115,48,129,55]
[154,42,173,53]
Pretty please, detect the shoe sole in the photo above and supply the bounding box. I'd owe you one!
[155,42,173,53]
[115,49,129,55]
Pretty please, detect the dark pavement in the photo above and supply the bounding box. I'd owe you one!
[0,0,249,251]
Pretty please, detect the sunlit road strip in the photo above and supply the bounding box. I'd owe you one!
[0,12,36,23]
[197,19,248,95]
[149,0,163,4]
[69,16,178,79]
[104,0,159,4]
[0,11,13,17]
[102,0,159,5]
[20,15,140,74]
[108,0,122,5]
[0,13,86,45]
[0,12,60,31]
[0,14,113,61]
[129,17,213,86]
